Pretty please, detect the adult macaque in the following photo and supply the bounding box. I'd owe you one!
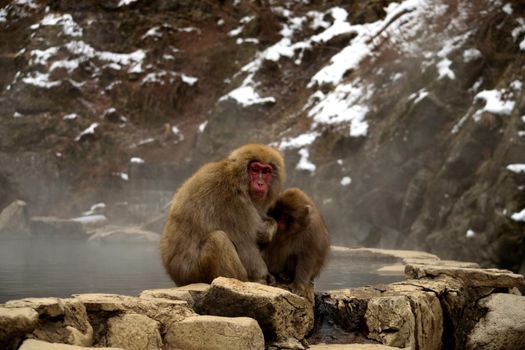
[264,188,330,297]
[160,144,286,286]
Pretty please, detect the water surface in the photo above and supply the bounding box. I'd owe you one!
[0,238,403,303]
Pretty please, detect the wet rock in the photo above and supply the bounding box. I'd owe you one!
[18,339,123,350]
[139,283,210,307]
[5,297,93,346]
[0,306,39,349]
[30,217,87,239]
[466,293,525,350]
[87,225,159,243]
[405,263,525,288]
[0,200,30,236]
[165,315,264,350]
[106,313,162,350]
[196,277,314,343]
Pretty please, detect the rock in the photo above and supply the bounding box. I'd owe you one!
[141,214,166,234]
[0,306,39,349]
[466,293,525,350]
[309,344,400,350]
[75,293,194,332]
[139,283,210,307]
[30,217,87,239]
[317,283,442,350]
[405,263,525,288]
[365,296,416,348]
[268,337,307,349]
[18,339,123,350]
[106,313,162,350]
[87,225,160,243]
[0,200,30,236]
[196,277,314,343]
[330,246,441,264]
[5,297,93,346]
[165,315,264,350]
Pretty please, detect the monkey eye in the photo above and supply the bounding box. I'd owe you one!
[262,167,272,175]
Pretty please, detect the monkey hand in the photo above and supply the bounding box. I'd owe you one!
[256,216,277,244]
[291,282,315,304]
[266,273,276,286]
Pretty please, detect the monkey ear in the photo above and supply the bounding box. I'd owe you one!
[301,205,312,225]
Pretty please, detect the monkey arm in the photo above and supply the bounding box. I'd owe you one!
[256,216,277,245]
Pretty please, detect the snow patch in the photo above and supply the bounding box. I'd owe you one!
[473,89,515,119]
[22,71,61,88]
[72,214,107,224]
[341,176,352,186]
[506,164,525,174]
[222,86,275,107]
[463,48,482,62]
[198,121,208,133]
[38,13,83,37]
[279,132,320,150]
[63,113,79,120]
[118,0,139,7]
[296,148,316,172]
[130,157,145,164]
[308,83,370,137]
[511,208,525,222]
[82,202,106,216]
[75,123,98,141]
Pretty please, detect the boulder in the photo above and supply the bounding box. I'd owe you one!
[30,217,87,239]
[405,263,525,288]
[196,277,314,343]
[466,293,525,350]
[105,313,162,350]
[0,306,39,349]
[139,283,210,307]
[165,315,264,350]
[18,339,123,350]
[0,200,30,236]
[87,226,159,243]
[316,282,443,350]
[5,297,93,346]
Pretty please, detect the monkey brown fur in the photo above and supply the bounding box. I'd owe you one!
[160,144,286,286]
[264,188,330,297]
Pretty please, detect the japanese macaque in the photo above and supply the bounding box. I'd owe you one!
[264,188,330,297]
[160,144,286,286]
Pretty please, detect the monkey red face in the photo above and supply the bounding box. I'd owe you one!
[248,161,273,198]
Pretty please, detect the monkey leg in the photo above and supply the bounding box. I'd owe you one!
[200,230,249,283]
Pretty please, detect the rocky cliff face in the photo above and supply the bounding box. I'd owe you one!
[0,0,524,271]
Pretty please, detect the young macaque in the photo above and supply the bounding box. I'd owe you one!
[263,188,330,299]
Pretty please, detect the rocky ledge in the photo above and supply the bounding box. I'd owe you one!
[1,250,524,350]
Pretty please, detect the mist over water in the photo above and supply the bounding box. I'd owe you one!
[0,237,404,303]
[0,238,171,303]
